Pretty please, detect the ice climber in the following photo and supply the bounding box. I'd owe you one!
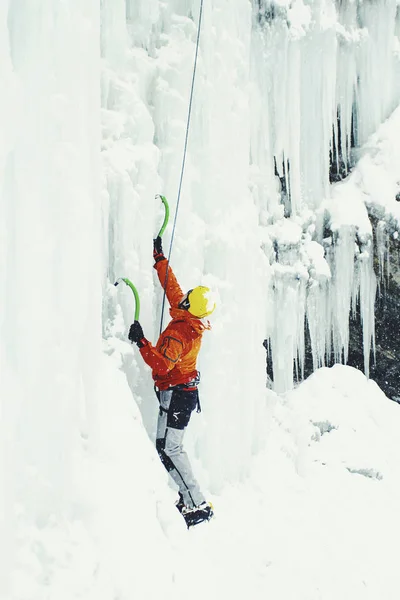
[128,236,215,526]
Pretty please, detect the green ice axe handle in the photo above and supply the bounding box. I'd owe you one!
[156,194,170,238]
[114,278,140,321]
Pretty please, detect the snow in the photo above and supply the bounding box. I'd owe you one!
[11,364,400,600]
[178,366,400,600]
[1,1,400,599]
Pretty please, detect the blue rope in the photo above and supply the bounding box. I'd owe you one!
[159,0,204,336]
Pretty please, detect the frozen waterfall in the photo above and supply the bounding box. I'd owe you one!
[102,0,399,393]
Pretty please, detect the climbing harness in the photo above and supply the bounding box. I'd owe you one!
[155,373,202,416]
[159,0,205,335]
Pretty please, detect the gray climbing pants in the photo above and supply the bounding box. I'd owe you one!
[156,387,205,509]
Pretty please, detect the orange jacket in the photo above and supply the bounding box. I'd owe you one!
[139,259,210,390]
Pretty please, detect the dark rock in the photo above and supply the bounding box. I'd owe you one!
[347,224,400,402]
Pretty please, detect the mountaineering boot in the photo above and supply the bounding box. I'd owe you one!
[175,492,185,514]
[181,501,214,528]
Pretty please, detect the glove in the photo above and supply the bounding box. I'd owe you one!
[153,236,166,263]
[129,321,146,348]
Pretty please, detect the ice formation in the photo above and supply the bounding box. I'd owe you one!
[100,0,400,396]
[252,0,400,390]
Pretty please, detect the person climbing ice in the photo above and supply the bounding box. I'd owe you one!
[128,235,215,527]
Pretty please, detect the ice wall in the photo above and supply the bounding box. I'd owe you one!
[101,0,400,462]
[101,0,400,398]
[1,0,184,596]
[101,0,269,494]
[0,0,104,594]
[252,0,400,214]
[251,0,400,390]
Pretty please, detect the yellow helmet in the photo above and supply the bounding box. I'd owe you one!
[180,286,216,318]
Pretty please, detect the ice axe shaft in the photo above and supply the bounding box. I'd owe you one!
[156,194,170,238]
[114,277,140,321]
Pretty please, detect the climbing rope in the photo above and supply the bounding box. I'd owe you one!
[159,0,205,336]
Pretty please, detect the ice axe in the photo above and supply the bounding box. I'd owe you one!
[114,277,140,320]
[156,194,170,238]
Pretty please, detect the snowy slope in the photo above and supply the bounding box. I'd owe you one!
[9,352,181,600]
[8,365,400,600]
[171,365,400,600]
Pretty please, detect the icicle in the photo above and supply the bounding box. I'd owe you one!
[375,220,389,282]
[335,0,359,176]
[355,0,399,144]
[328,226,356,365]
[358,245,377,378]
[306,280,330,371]
[270,269,307,393]
[268,218,309,393]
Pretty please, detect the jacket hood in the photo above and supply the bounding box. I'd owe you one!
[169,307,211,332]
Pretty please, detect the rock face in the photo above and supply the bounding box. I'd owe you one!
[347,225,400,402]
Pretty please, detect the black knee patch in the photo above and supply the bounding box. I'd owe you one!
[156,437,175,472]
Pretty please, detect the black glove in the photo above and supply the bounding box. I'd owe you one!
[129,321,145,347]
[153,236,166,263]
